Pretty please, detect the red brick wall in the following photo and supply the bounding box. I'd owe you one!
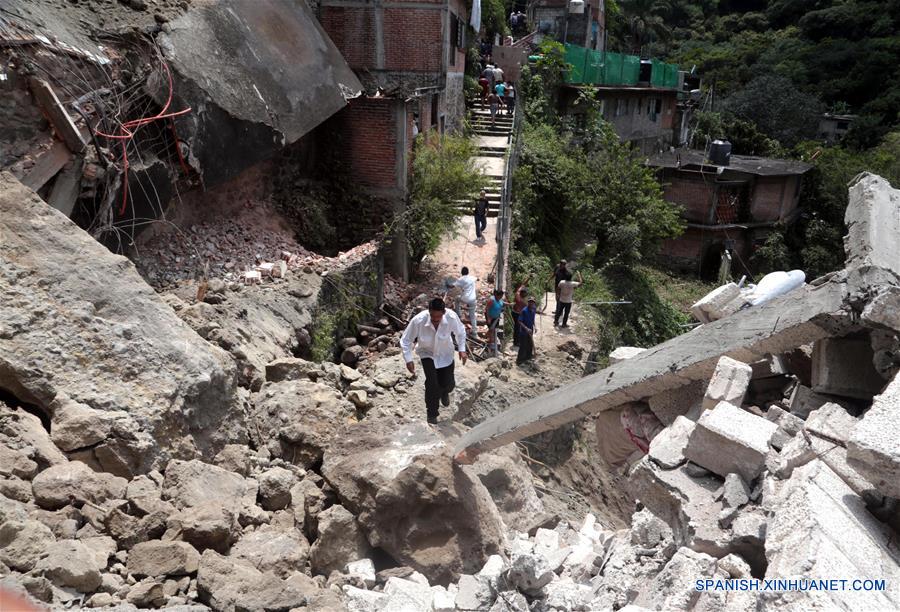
[383,8,444,72]
[661,172,714,223]
[332,97,399,190]
[319,7,375,70]
[750,177,785,222]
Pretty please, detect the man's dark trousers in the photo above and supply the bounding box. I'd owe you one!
[421,358,455,420]
[554,301,572,326]
[474,213,487,238]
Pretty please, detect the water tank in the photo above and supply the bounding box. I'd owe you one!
[709,140,732,166]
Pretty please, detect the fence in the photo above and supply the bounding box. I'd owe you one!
[562,44,679,89]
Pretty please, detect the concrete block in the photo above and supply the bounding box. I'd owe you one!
[764,460,900,610]
[847,373,900,498]
[766,406,804,436]
[804,402,857,445]
[648,416,695,469]
[648,381,705,426]
[771,434,816,479]
[532,528,559,558]
[703,357,753,411]
[684,402,778,482]
[691,283,741,323]
[811,337,885,399]
[627,458,730,556]
[609,346,646,365]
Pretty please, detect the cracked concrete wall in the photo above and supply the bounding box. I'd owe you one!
[159,0,363,188]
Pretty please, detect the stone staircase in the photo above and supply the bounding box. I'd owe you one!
[454,100,514,218]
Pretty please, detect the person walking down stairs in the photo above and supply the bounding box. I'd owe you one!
[474,190,489,239]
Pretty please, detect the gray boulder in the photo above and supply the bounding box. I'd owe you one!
[31,461,127,510]
[34,539,105,592]
[0,519,56,571]
[197,549,306,612]
[162,459,257,510]
[258,467,295,511]
[321,420,504,584]
[127,541,201,577]
[167,502,242,553]
[309,504,372,577]
[0,172,247,474]
[251,380,355,469]
[229,526,310,578]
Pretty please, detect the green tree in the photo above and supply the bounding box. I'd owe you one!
[692,111,784,157]
[619,0,672,55]
[724,75,825,147]
[402,134,484,262]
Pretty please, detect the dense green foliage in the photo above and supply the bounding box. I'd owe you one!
[511,43,690,350]
[609,0,900,146]
[403,134,484,263]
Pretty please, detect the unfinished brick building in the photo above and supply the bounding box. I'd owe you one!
[317,0,469,277]
[648,149,812,279]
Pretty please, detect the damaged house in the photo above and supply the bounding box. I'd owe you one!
[647,148,812,278]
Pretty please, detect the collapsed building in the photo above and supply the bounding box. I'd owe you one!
[455,173,900,609]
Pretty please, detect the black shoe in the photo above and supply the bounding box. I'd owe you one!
[553,321,559,327]
[441,392,450,407]
[427,416,438,424]
[561,324,569,328]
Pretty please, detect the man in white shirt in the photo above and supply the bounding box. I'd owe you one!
[453,266,479,338]
[400,298,468,424]
[554,270,583,328]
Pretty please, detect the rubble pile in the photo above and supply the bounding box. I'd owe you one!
[134,210,380,290]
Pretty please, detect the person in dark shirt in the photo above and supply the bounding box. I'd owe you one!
[548,259,572,301]
[474,190,489,239]
[516,296,537,364]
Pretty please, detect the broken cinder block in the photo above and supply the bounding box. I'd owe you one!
[648,381,705,426]
[702,357,752,412]
[684,402,777,482]
[242,270,261,285]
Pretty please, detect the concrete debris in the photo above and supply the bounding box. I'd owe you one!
[703,356,753,412]
[648,415,695,469]
[685,401,777,482]
[847,371,900,498]
[691,282,741,324]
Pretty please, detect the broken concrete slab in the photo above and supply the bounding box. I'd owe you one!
[0,173,246,474]
[684,402,777,482]
[703,357,752,411]
[808,435,882,505]
[159,0,362,187]
[843,173,900,272]
[455,276,850,459]
[765,460,900,610]
[648,416,695,469]
[628,457,732,558]
[691,283,741,324]
[847,371,900,498]
[804,402,857,445]
[811,336,885,399]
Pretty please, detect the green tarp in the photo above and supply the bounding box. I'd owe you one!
[563,43,678,88]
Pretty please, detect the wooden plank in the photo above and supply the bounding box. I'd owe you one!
[21,141,71,191]
[47,157,84,217]
[29,78,87,154]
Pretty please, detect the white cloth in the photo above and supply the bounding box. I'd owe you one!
[400,309,467,369]
[557,280,581,303]
[454,275,478,303]
[470,0,481,32]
